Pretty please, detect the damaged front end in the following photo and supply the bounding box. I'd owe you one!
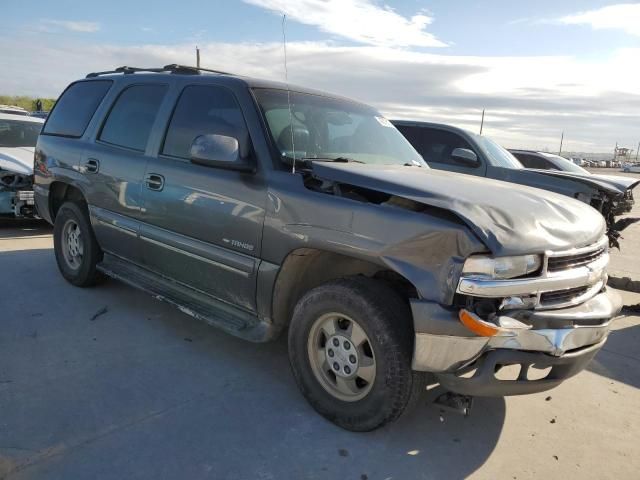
[0,170,36,218]
[413,236,622,396]
[598,192,639,249]
[533,171,639,249]
[302,162,621,396]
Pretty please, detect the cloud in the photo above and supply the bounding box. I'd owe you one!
[38,19,100,33]
[558,3,640,36]
[1,35,638,152]
[243,0,446,48]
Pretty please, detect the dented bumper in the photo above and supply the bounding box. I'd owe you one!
[410,288,622,396]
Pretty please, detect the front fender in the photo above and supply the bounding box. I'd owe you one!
[263,175,487,305]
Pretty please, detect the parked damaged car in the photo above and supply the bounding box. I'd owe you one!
[393,120,639,248]
[35,67,622,431]
[510,149,638,216]
[0,112,44,218]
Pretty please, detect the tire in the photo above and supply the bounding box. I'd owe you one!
[288,277,426,431]
[53,201,104,287]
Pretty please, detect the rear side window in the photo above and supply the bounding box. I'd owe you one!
[43,80,112,137]
[99,84,167,152]
[162,85,249,159]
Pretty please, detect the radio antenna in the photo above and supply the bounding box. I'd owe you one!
[282,14,296,174]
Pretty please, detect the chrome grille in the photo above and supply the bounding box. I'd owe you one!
[540,286,590,304]
[547,246,606,272]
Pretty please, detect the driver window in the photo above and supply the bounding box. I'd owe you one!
[397,126,476,167]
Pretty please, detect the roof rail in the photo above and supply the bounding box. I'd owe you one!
[86,64,234,78]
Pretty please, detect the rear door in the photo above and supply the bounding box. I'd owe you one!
[87,83,168,264]
[140,83,266,312]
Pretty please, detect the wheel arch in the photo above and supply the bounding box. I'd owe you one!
[269,248,418,336]
[49,181,88,221]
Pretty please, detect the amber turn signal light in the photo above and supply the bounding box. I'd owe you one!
[458,309,501,337]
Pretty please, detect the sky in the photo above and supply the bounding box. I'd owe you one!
[2,0,640,153]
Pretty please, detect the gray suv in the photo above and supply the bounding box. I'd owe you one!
[34,65,621,431]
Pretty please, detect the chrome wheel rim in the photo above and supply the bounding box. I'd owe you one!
[61,219,83,270]
[307,312,376,402]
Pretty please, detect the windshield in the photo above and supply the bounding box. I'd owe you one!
[541,153,590,174]
[475,136,523,169]
[253,89,427,167]
[0,119,42,147]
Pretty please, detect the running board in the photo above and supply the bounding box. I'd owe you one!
[97,253,276,342]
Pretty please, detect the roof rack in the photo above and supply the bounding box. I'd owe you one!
[86,64,234,78]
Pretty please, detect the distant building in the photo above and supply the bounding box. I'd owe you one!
[614,147,632,161]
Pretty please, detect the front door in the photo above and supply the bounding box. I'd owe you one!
[140,84,266,312]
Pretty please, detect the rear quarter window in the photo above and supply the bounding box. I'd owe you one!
[43,80,112,137]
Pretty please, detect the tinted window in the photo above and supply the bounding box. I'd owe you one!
[43,80,112,137]
[0,119,42,147]
[396,125,475,167]
[100,84,167,151]
[163,85,249,159]
[515,153,554,170]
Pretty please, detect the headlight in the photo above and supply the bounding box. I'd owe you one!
[462,254,542,279]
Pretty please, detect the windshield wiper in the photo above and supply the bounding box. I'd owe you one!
[303,156,366,164]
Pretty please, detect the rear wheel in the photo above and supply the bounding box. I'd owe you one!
[53,201,104,287]
[288,277,425,431]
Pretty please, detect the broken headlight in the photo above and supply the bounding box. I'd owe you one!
[462,254,542,280]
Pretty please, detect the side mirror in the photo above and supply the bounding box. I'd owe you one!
[451,148,479,167]
[189,134,254,172]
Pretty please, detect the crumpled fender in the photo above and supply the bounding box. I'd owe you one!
[310,162,605,256]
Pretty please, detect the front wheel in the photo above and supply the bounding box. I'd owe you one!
[288,277,425,431]
[53,201,104,287]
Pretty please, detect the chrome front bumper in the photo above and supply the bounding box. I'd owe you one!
[412,288,622,374]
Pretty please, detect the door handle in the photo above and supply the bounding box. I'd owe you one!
[85,158,100,174]
[144,173,165,191]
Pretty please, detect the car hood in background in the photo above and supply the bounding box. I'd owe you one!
[0,147,35,175]
[524,169,639,195]
[312,162,605,256]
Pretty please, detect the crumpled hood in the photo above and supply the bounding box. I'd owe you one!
[525,168,639,196]
[312,162,606,256]
[0,147,35,175]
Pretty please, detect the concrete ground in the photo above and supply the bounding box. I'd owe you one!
[1,213,639,479]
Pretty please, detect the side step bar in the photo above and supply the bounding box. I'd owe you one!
[97,253,277,342]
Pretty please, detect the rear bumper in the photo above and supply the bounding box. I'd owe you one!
[411,288,622,396]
